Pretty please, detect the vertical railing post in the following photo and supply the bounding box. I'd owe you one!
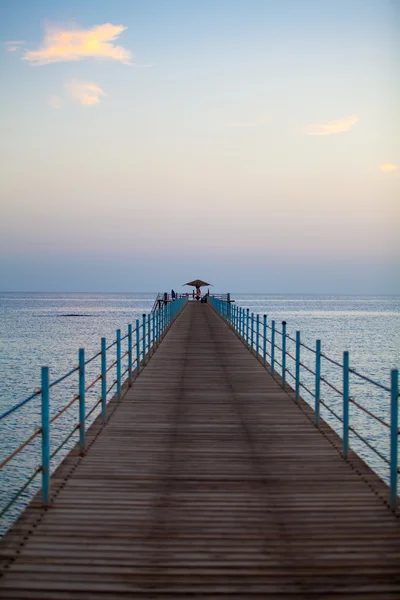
[256,314,260,356]
[101,337,107,422]
[263,315,267,366]
[152,312,155,353]
[271,320,275,373]
[128,324,133,385]
[142,314,146,364]
[79,348,85,454]
[282,322,287,387]
[136,319,140,373]
[147,314,151,355]
[390,369,399,510]
[251,313,254,353]
[295,331,300,402]
[116,329,121,401]
[343,351,349,457]
[315,340,321,424]
[41,366,50,507]
[246,309,250,348]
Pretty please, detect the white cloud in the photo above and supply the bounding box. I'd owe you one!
[23,23,133,66]
[380,163,399,173]
[305,115,359,136]
[65,80,107,106]
[49,95,62,109]
[5,40,24,52]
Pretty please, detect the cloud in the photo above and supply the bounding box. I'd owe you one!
[380,163,399,173]
[23,23,132,66]
[305,115,359,136]
[65,80,107,106]
[224,116,271,128]
[49,95,62,109]
[5,40,24,52]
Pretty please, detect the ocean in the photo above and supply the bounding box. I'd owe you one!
[1,292,399,533]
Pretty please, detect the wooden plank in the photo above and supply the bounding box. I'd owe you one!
[1,302,400,598]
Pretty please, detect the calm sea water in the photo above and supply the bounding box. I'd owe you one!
[1,292,399,533]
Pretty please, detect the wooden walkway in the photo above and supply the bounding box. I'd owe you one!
[1,302,400,598]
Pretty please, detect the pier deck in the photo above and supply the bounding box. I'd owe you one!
[1,302,400,598]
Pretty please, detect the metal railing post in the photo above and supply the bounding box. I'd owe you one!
[152,312,155,353]
[142,314,146,363]
[101,338,107,422]
[147,314,151,354]
[116,330,121,401]
[246,309,250,347]
[128,324,133,385]
[263,315,267,366]
[271,320,275,373]
[41,366,50,507]
[136,320,140,373]
[251,313,254,352]
[390,369,399,510]
[256,314,260,356]
[79,348,85,454]
[295,331,300,402]
[315,340,321,424]
[343,351,349,457]
[282,322,287,387]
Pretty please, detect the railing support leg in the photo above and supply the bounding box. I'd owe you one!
[251,313,254,352]
[136,319,140,373]
[101,338,107,422]
[79,348,85,454]
[315,339,321,424]
[116,329,121,401]
[295,331,300,402]
[147,314,151,355]
[41,366,50,507]
[256,314,260,356]
[246,309,250,348]
[142,314,146,364]
[390,369,399,510]
[263,315,267,366]
[271,320,275,373]
[343,351,349,457]
[282,321,287,387]
[128,324,133,385]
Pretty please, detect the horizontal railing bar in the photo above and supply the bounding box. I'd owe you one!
[349,368,391,393]
[106,360,117,373]
[0,428,42,470]
[286,333,297,343]
[49,366,79,389]
[320,399,343,423]
[85,351,102,366]
[106,380,117,395]
[106,340,117,351]
[321,353,343,368]
[286,368,296,380]
[121,350,129,359]
[50,425,79,460]
[286,351,296,362]
[122,366,130,378]
[85,398,103,421]
[50,394,79,424]
[348,425,390,464]
[0,466,41,520]
[299,361,315,376]
[274,358,282,368]
[299,381,316,398]
[349,397,390,428]
[0,389,41,422]
[300,341,316,354]
[85,374,102,393]
[320,376,343,397]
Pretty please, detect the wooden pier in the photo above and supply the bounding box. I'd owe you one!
[1,302,400,598]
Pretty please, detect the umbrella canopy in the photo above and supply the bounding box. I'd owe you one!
[184,279,212,288]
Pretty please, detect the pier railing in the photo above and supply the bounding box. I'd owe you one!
[209,297,399,510]
[0,296,188,525]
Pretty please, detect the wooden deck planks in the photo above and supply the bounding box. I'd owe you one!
[1,301,400,599]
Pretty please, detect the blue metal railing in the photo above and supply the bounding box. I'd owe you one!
[209,297,400,511]
[0,296,188,525]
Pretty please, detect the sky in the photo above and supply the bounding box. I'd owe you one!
[0,0,399,293]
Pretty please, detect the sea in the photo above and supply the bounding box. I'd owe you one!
[1,292,399,534]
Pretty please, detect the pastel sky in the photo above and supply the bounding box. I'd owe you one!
[0,0,399,293]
